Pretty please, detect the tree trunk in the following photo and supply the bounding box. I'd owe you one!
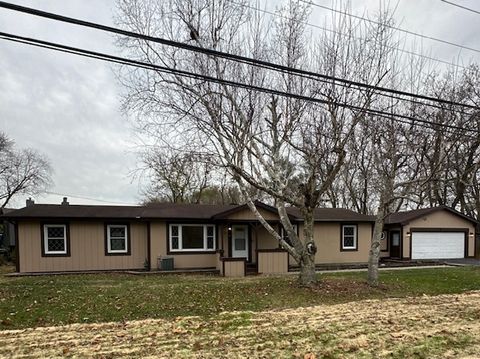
[298,208,318,287]
[368,208,385,286]
[299,253,316,286]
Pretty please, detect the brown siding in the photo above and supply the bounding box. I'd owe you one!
[256,226,279,250]
[223,260,245,277]
[297,222,372,264]
[216,252,223,274]
[380,231,389,258]
[19,221,147,273]
[149,221,217,269]
[402,210,476,258]
[223,208,279,221]
[221,226,228,254]
[257,251,288,274]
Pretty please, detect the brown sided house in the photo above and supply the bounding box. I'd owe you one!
[3,200,478,274]
[4,199,375,274]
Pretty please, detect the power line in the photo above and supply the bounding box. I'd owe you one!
[0,30,477,139]
[300,0,480,54]
[441,0,480,15]
[230,0,467,70]
[44,191,138,205]
[0,1,476,111]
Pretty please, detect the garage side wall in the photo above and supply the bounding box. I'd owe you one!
[402,211,475,258]
[18,221,148,273]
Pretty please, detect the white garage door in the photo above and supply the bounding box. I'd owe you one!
[411,232,465,259]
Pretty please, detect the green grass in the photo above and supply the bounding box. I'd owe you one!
[0,266,479,330]
[392,333,475,359]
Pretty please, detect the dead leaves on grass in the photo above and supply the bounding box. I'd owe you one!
[1,292,480,358]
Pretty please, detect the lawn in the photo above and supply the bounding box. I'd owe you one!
[2,291,480,358]
[0,266,479,331]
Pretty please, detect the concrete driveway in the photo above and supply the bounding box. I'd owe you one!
[444,258,480,266]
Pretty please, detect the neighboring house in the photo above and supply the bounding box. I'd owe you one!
[1,199,478,274]
[383,206,477,260]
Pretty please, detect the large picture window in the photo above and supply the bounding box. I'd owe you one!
[341,224,358,251]
[106,224,129,255]
[169,224,215,252]
[43,224,68,256]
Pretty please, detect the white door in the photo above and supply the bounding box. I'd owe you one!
[232,225,249,260]
[411,232,465,259]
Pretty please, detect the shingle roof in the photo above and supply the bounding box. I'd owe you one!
[384,206,478,225]
[1,203,237,220]
[1,202,375,222]
[286,207,375,222]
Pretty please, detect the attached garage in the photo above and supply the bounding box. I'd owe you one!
[384,206,478,260]
[411,231,465,259]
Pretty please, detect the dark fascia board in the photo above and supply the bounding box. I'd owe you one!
[2,216,214,222]
[211,200,298,220]
[295,219,375,223]
[394,206,480,226]
[5,215,373,223]
[3,216,145,221]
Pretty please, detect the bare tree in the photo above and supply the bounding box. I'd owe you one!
[0,132,52,209]
[140,148,213,203]
[411,65,480,219]
[116,0,399,285]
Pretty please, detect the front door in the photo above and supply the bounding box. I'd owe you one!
[390,231,401,258]
[232,225,249,260]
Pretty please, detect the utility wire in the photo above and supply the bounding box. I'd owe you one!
[440,0,480,15]
[0,31,477,139]
[0,0,476,111]
[230,0,466,70]
[300,0,480,54]
[44,191,138,205]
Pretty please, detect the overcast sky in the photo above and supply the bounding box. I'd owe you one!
[1,0,479,207]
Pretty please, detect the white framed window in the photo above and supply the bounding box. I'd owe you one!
[341,224,357,250]
[169,224,216,252]
[107,224,128,254]
[43,224,67,255]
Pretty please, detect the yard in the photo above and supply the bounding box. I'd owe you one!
[1,266,480,357]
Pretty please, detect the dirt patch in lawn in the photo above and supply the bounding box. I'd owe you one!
[1,291,480,358]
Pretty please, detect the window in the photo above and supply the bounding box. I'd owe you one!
[106,224,129,254]
[341,224,357,250]
[43,224,68,255]
[169,224,215,252]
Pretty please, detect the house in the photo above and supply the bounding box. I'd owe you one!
[2,199,478,275]
[382,206,477,260]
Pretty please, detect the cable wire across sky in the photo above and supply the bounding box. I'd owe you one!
[300,0,480,55]
[0,0,476,112]
[440,0,480,16]
[229,0,467,71]
[0,30,478,139]
[0,1,479,141]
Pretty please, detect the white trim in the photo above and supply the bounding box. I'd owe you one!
[107,224,128,254]
[232,224,249,260]
[43,224,67,255]
[341,224,357,250]
[169,224,216,252]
